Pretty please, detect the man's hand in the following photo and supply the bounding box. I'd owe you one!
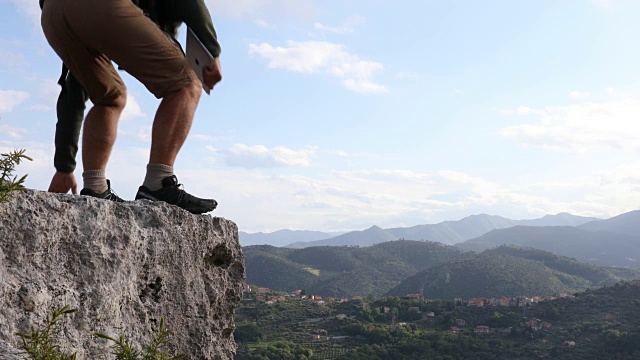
[203,57,222,90]
[48,171,78,194]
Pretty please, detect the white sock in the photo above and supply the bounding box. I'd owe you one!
[142,163,174,191]
[82,169,108,193]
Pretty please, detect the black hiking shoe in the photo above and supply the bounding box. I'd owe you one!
[135,175,217,214]
[79,180,124,202]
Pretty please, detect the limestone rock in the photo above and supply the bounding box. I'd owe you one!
[0,190,245,359]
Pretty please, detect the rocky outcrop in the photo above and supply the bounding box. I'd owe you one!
[0,190,245,359]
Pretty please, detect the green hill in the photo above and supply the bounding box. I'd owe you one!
[387,246,640,299]
[243,240,467,297]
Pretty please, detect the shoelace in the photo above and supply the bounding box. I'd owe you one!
[168,182,186,204]
[106,188,123,202]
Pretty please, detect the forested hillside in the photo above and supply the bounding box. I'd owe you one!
[244,240,467,297]
[388,245,640,299]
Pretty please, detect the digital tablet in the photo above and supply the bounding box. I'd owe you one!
[186,27,213,95]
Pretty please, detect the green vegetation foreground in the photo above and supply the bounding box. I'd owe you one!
[235,281,640,359]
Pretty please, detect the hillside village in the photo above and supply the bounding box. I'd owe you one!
[240,284,583,342]
[236,280,640,359]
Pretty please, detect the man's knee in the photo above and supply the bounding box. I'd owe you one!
[93,91,127,113]
[166,79,202,103]
[92,90,127,110]
[109,92,127,111]
[184,79,202,101]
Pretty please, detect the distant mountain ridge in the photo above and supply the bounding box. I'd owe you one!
[239,229,342,247]
[578,210,640,238]
[456,212,640,268]
[286,212,600,248]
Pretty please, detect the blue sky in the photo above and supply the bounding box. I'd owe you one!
[1,0,640,233]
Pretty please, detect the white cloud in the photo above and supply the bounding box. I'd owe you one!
[253,20,274,29]
[121,94,146,121]
[314,22,353,34]
[249,40,387,94]
[499,106,542,116]
[29,104,51,111]
[592,0,615,8]
[569,91,591,99]
[395,72,421,80]
[0,51,28,73]
[217,166,640,231]
[328,149,376,158]
[28,78,62,111]
[0,125,28,139]
[118,125,151,143]
[192,134,218,142]
[0,90,29,112]
[500,96,640,152]
[6,135,639,232]
[40,80,61,101]
[343,79,388,94]
[206,0,316,20]
[8,0,41,29]
[223,144,316,168]
[313,16,365,35]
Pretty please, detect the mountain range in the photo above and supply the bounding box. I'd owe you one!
[239,229,343,247]
[456,210,640,268]
[241,210,640,299]
[240,212,601,248]
[243,240,640,299]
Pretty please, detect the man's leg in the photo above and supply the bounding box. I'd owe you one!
[41,0,127,201]
[149,81,201,167]
[136,80,217,214]
[82,93,127,193]
[141,81,201,191]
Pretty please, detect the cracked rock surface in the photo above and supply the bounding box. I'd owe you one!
[0,190,245,359]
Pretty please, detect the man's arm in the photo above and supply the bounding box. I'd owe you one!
[175,0,221,58]
[54,72,87,173]
[176,0,222,89]
[49,70,88,194]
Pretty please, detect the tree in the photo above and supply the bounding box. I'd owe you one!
[0,149,32,203]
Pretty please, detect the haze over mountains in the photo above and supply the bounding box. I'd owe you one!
[239,229,344,247]
[240,212,601,248]
[242,210,640,299]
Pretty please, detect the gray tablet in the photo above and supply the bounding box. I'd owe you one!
[186,27,213,95]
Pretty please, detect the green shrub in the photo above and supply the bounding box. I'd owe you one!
[17,305,187,360]
[0,149,32,203]
[96,317,187,360]
[16,306,78,360]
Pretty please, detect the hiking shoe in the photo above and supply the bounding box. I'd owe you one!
[79,180,124,202]
[135,175,217,214]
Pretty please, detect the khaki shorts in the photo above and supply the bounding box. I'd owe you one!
[41,0,197,105]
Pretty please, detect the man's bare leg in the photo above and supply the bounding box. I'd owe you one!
[142,81,202,191]
[82,93,127,193]
[149,80,202,166]
[137,80,217,214]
